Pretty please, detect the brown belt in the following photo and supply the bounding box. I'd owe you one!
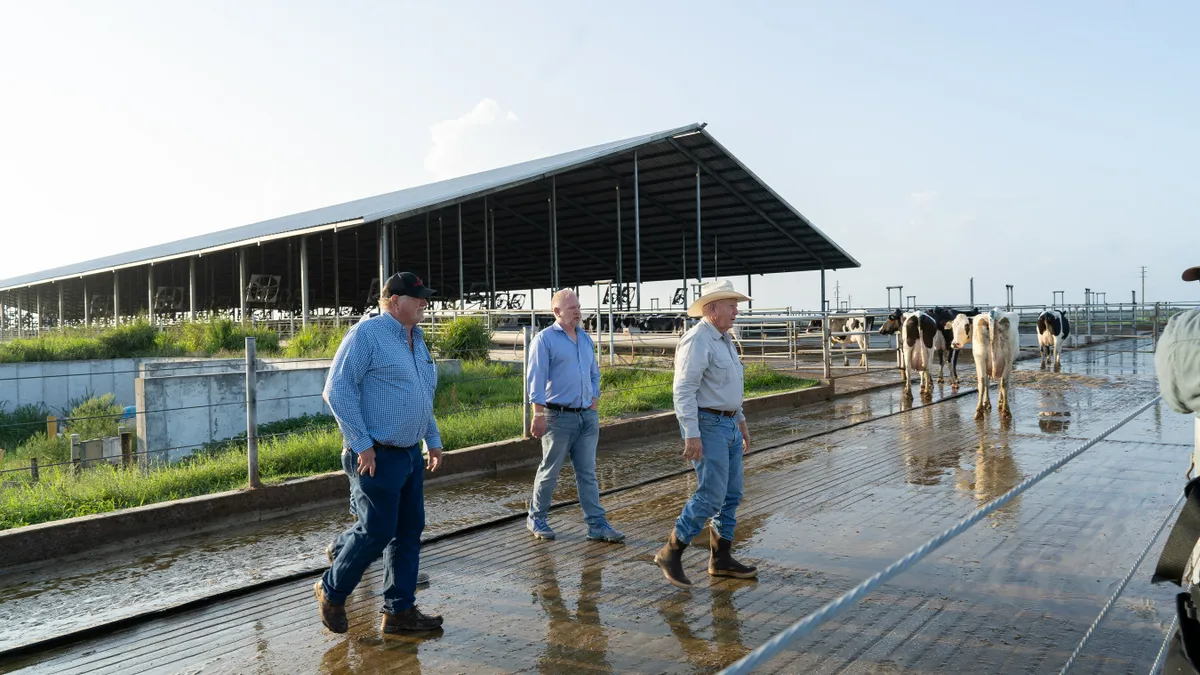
[699,407,738,417]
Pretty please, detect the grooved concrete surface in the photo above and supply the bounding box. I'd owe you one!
[1,340,1190,674]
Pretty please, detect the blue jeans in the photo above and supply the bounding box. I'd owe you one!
[328,449,358,558]
[321,444,425,614]
[528,408,606,527]
[674,411,744,542]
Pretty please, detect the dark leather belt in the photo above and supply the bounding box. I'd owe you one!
[373,442,422,452]
[700,407,738,417]
[545,402,587,413]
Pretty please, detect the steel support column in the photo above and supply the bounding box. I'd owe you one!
[57,283,64,329]
[458,203,464,310]
[333,233,340,327]
[35,290,40,336]
[696,166,702,284]
[552,177,559,289]
[17,293,22,338]
[238,249,247,324]
[300,235,310,328]
[113,271,120,327]
[616,186,623,307]
[188,258,197,322]
[747,275,753,310]
[483,197,490,308]
[634,152,641,311]
[147,266,155,325]
[378,222,390,291]
[821,266,831,380]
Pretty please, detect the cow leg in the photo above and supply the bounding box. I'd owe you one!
[1054,336,1063,367]
[949,349,959,387]
[1000,373,1013,420]
[975,373,988,419]
[841,341,849,367]
[936,350,944,383]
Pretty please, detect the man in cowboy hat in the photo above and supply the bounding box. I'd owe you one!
[654,279,758,588]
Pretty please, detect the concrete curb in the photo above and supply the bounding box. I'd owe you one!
[0,384,832,567]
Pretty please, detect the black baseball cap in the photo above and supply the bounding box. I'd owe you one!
[1184,266,1200,282]
[383,272,435,299]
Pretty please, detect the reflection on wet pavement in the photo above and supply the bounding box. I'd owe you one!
[0,367,953,651]
[1,338,1193,674]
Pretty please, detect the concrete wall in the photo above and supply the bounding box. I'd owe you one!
[0,357,177,413]
[136,359,464,463]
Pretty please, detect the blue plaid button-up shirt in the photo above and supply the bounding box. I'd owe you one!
[526,322,601,409]
[323,312,442,452]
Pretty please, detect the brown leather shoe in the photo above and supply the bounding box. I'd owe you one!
[708,528,758,578]
[382,606,444,633]
[653,529,693,589]
[314,580,348,633]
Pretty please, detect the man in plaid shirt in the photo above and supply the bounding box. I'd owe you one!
[314,271,445,634]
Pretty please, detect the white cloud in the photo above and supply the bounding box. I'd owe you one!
[424,99,530,180]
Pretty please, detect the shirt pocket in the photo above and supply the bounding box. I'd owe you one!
[711,351,737,386]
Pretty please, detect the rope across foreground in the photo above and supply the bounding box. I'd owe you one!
[719,395,1164,675]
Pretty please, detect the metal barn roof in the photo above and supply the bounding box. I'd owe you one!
[0,123,860,322]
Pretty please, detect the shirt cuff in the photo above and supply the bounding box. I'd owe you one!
[349,435,375,453]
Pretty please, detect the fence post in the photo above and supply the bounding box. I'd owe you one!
[821,312,832,380]
[1154,303,1161,348]
[522,327,531,439]
[30,457,38,482]
[70,433,81,476]
[245,337,261,488]
[119,426,134,468]
[46,415,57,438]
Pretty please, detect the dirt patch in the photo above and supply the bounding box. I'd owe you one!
[1010,371,1109,390]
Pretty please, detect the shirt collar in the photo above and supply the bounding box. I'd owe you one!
[381,311,423,338]
[700,318,727,340]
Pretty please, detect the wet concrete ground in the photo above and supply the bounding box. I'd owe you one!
[0,368,921,652]
[2,339,1190,674]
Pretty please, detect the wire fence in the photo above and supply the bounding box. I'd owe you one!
[0,305,1178,491]
[0,328,798,485]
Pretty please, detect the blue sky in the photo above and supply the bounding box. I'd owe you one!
[1,1,1196,311]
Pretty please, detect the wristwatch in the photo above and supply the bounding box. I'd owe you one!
[534,412,546,417]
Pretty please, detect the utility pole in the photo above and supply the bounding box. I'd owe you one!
[1140,266,1147,312]
[834,280,841,311]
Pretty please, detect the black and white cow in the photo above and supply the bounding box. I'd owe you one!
[1037,309,1071,368]
[879,308,938,396]
[830,315,876,367]
[930,306,980,387]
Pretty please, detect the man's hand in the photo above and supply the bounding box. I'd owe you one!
[426,447,443,472]
[531,415,547,439]
[740,424,751,455]
[683,437,703,462]
[590,399,599,411]
[356,447,377,477]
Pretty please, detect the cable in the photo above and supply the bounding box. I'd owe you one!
[718,395,1163,675]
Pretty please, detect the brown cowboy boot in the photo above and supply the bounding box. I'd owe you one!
[654,529,693,589]
[708,528,758,578]
[313,580,348,633]
[382,605,444,633]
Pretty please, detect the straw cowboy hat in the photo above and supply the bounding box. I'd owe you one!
[688,279,752,317]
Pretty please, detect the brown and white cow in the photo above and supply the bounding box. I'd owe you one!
[969,309,1020,420]
[1037,309,1071,368]
[879,309,938,396]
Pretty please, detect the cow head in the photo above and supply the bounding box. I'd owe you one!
[878,308,904,335]
[950,314,973,349]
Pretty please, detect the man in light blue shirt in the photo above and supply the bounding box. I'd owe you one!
[314,272,445,635]
[525,289,624,543]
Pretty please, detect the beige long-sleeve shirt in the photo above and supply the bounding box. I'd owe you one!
[673,319,746,439]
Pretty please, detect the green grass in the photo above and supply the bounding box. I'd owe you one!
[0,319,283,364]
[0,363,817,530]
